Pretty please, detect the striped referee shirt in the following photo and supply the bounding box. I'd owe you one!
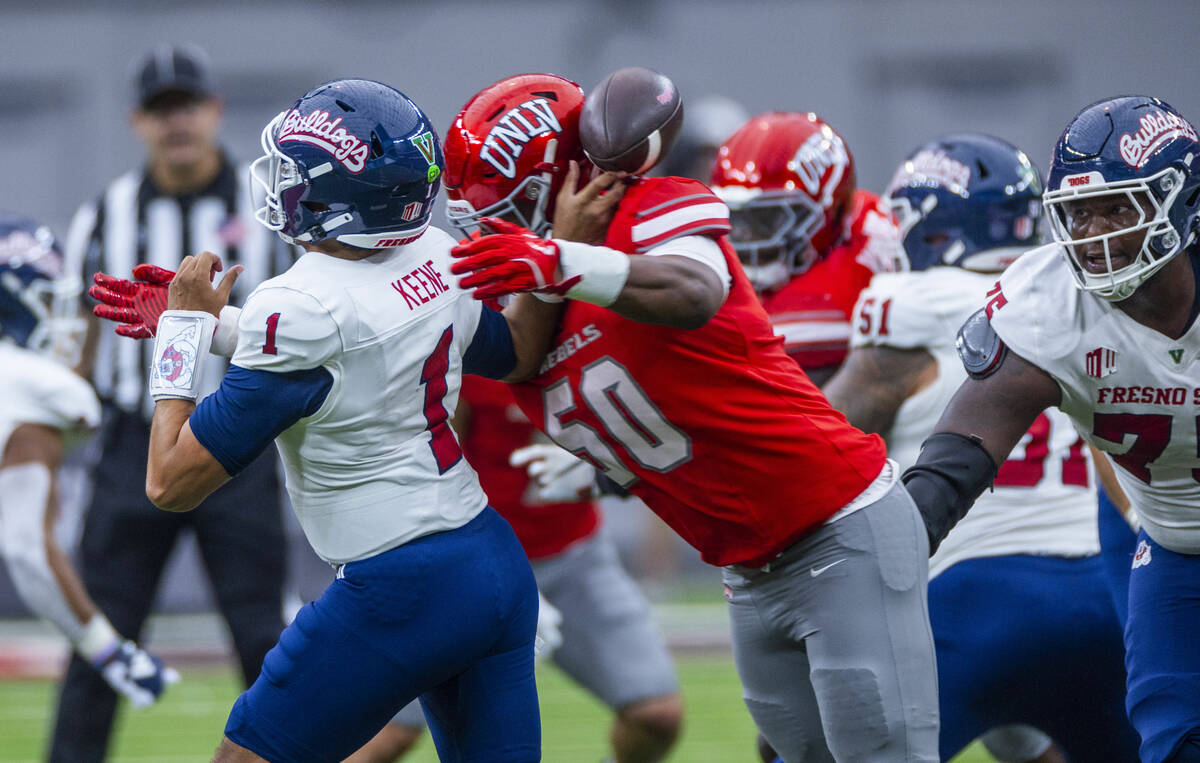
[64,154,295,419]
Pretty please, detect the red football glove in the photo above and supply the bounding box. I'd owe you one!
[449,217,580,301]
[89,264,175,339]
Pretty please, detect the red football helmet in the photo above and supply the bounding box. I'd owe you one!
[444,74,591,237]
[711,112,856,292]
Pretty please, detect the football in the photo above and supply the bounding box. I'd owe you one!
[579,67,685,175]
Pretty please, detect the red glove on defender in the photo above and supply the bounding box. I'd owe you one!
[450,217,581,300]
[89,264,175,339]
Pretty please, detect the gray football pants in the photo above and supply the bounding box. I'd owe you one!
[723,483,939,762]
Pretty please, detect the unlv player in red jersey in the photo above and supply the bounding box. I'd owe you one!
[450,74,939,762]
[711,112,901,386]
[385,74,680,763]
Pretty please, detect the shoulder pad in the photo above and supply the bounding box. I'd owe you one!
[955,308,1007,379]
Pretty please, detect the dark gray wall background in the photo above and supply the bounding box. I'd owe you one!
[0,0,1198,616]
[3,0,1199,236]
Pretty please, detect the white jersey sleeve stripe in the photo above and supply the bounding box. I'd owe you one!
[631,203,730,246]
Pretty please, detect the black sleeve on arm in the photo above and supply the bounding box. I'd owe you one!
[901,431,998,555]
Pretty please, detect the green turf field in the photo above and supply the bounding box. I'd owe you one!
[0,655,991,761]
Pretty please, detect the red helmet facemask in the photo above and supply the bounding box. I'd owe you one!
[444,74,592,237]
[711,112,856,291]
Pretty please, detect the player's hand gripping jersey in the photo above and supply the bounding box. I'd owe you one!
[759,190,901,370]
[508,177,886,567]
[988,245,1200,555]
[854,267,1098,577]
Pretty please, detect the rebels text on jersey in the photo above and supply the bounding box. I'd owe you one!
[989,245,1200,555]
[854,268,1097,578]
[760,190,901,370]
[509,177,887,568]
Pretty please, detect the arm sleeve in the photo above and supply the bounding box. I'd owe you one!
[189,365,332,476]
[643,235,731,298]
[462,305,516,380]
[232,286,342,372]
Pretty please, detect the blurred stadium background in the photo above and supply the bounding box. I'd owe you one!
[0,0,1197,760]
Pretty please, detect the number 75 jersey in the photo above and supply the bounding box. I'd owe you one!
[508,177,887,568]
[990,244,1200,555]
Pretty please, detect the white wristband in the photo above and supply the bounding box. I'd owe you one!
[77,614,121,665]
[553,240,631,306]
[149,310,217,402]
[212,305,242,357]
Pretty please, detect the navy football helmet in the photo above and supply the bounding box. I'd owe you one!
[0,213,84,364]
[886,133,1043,273]
[251,79,444,248]
[1043,95,1200,300]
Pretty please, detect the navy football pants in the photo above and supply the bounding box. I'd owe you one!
[225,507,540,762]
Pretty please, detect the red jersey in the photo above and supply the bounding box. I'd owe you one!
[510,177,886,567]
[459,375,600,560]
[760,190,900,370]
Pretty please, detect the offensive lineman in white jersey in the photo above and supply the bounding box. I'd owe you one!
[904,98,1200,763]
[824,135,1137,762]
[0,213,176,708]
[119,80,558,762]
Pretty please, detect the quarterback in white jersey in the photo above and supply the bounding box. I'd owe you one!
[0,214,176,708]
[827,134,1136,762]
[127,81,557,763]
[904,99,1200,763]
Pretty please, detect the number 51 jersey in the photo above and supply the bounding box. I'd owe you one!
[508,177,886,568]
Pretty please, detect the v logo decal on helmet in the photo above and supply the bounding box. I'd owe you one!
[410,131,437,165]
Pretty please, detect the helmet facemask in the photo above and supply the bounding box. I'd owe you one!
[721,189,822,292]
[446,138,560,239]
[250,112,352,245]
[1044,168,1188,301]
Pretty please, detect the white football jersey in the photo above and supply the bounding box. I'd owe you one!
[0,342,100,453]
[231,227,489,564]
[853,266,1098,578]
[991,244,1200,555]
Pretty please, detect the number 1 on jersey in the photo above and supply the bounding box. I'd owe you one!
[263,312,281,355]
[420,327,463,474]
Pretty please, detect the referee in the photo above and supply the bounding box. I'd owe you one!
[50,45,291,763]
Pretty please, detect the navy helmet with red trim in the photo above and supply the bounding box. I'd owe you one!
[251,79,444,248]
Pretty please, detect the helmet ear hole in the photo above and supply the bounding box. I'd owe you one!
[370,132,385,160]
[975,159,990,180]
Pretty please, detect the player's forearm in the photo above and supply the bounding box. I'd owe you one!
[824,346,936,435]
[607,255,723,329]
[146,401,210,512]
[502,294,564,382]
